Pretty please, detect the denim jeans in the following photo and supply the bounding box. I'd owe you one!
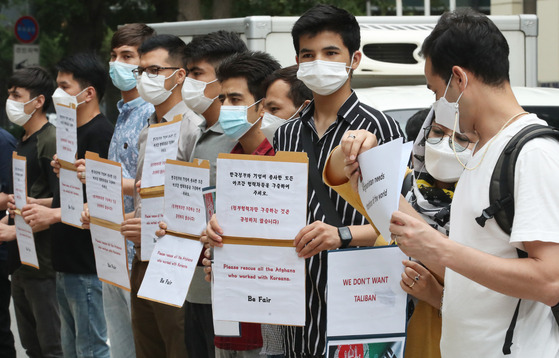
[11,273,62,357]
[102,282,135,358]
[56,272,109,358]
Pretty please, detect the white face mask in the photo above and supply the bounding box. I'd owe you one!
[424,136,471,182]
[52,87,88,108]
[137,70,179,105]
[5,97,38,126]
[260,103,306,143]
[432,73,467,134]
[297,57,353,96]
[181,77,218,114]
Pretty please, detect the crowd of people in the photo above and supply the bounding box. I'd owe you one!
[0,3,558,358]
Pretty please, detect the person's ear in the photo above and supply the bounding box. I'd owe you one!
[84,87,96,103]
[351,51,362,70]
[176,68,187,85]
[259,99,267,117]
[452,66,469,92]
[295,54,299,65]
[34,94,45,110]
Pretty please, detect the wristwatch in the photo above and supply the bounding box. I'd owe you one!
[338,226,352,249]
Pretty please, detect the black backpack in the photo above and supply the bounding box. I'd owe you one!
[474,123,559,355]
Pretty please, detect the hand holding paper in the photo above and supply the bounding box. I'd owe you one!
[357,138,412,242]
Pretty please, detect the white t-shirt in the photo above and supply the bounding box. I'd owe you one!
[442,114,559,357]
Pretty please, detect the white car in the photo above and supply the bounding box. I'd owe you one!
[354,85,559,139]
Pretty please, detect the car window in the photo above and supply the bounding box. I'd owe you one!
[523,106,559,128]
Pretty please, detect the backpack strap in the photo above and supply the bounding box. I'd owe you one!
[476,124,559,234]
[478,123,559,355]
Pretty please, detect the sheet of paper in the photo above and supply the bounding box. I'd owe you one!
[216,155,307,240]
[12,154,27,210]
[202,186,216,223]
[137,234,203,306]
[327,246,408,338]
[213,320,241,337]
[85,155,124,224]
[90,223,130,290]
[212,244,305,326]
[357,138,410,241]
[140,196,164,261]
[59,167,84,228]
[326,336,406,358]
[163,159,209,235]
[54,102,78,163]
[140,120,181,189]
[14,215,39,269]
[212,152,307,326]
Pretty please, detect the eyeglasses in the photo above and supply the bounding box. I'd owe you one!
[132,66,180,79]
[423,125,472,152]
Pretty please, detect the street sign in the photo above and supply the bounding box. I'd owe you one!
[13,44,40,70]
[14,16,39,44]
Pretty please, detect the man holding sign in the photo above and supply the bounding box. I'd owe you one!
[273,5,403,357]
[1,67,62,357]
[25,53,114,358]
[126,34,201,358]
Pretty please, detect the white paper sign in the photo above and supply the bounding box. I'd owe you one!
[85,153,129,289]
[137,159,209,306]
[14,213,39,268]
[54,102,78,163]
[213,320,241,337]
[59,167,84,228]
[12,153,39,268]
[140,120,181,189]
[140,196,164,261]
[163,160,209,235]
[90,224,130,290]
[357,138,412,241]
[216,156,307,240]
[12,154,27,210]
[138,234,202,306]
[212,245,305,326]
[327,246,408,338]
[85,157,124,223]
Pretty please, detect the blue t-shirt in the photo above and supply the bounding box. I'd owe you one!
[108,97,153,269]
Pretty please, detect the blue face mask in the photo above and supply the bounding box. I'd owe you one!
[218,99,262,141]
[109,61,138,92]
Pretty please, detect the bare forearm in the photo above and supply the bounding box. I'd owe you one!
[348,224,378,247]
[438,239,559,306]
[0,193,8,211]
[32,197,53,207]
[123,178,135,197]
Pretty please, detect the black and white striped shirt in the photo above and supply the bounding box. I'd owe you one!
[274,91,403,358]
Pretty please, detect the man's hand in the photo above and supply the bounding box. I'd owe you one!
[7,194,16,218]
[0,222,16,242]
[51,154,61,177]
[75,159,86,184]
[205,214,224,248]
[20,204,58,231]
[121,218,141,245]
[155,221,167,238]
[294,221,340,259]
[341,130,378,193]
[390,210,445,264]
[80,203,90,230]
[202,247,212,282]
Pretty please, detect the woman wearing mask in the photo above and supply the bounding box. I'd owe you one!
[323,108,477,358]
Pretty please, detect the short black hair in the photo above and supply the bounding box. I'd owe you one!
[7,67,55,114]
[291,4,360,55]
[216,51,281,103]
[111,23,156,50]
[263,65,312,108]
[406,108,430,142]
[421,8,510,86]
[185,31,248,68]
[138,34,188,68]
[56,53,107,101]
